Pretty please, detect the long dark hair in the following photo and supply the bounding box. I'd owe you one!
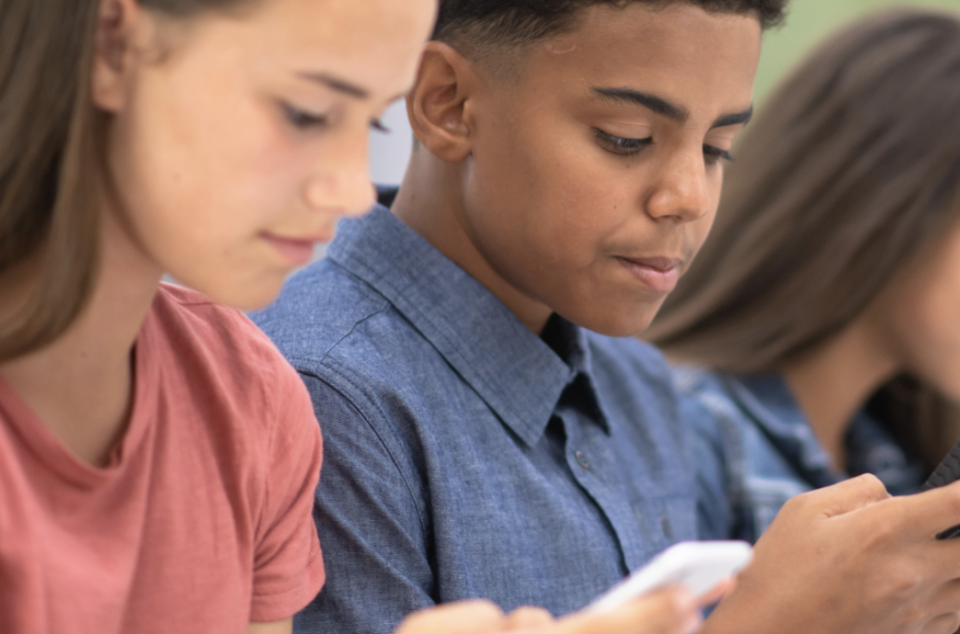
[0,0,249,361]
[646,9,960,471]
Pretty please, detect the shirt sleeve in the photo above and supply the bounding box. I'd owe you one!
[250,364,326,623]
[678,393,733,541]
[293,372,435,634]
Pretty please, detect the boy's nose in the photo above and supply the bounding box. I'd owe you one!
[644,152,711,223]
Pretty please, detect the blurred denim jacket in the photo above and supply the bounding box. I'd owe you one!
[674,367,924,543]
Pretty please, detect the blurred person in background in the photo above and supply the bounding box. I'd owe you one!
[647,8,960,543]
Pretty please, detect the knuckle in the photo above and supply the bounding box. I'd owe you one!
[853,473,886,497]
[944,488,960,515]
[781,491,813,515]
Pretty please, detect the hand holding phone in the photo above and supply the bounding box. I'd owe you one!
[587,541,752,614]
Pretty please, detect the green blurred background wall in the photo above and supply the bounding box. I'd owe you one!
[755,0,960,103]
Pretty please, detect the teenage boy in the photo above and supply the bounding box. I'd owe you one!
[254,1,960,633]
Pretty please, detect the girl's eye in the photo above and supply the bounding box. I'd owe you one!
[594,129,653,156]
[704,144,734,164]
[371,119,390,133]
[282,103,330,130]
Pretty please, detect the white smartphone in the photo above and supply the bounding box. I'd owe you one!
[587,540,753,613]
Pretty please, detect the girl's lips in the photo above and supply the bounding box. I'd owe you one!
[616,256,681,293]
[261,232,331,266]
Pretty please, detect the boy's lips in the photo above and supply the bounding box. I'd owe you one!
[616,256,682,292]
[261,231,332,266]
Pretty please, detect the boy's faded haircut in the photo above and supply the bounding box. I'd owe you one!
[434,0,787,56]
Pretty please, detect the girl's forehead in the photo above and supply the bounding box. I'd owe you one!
[179,0,435,98]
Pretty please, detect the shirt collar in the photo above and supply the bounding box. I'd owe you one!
[327,205,603,445]
[726,373,839,485]
[729,373,923,493]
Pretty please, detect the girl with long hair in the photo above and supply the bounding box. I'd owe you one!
[647,8,960,542]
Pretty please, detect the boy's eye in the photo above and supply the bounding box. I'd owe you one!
[282,103,330,130]
[594,129,653,156]
[703,144,734,164]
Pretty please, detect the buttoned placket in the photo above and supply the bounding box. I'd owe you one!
[556,378,674,575]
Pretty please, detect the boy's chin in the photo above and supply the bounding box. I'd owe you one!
[560,304,661,339]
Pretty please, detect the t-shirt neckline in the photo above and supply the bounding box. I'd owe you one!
[0,305,159,488]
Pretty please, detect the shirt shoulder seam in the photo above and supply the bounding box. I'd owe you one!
[299,367,430,538]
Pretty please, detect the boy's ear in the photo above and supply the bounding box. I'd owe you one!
[406,42,476,163]
[91,0,144,113]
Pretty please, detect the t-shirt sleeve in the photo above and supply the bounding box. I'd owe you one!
[250,363,325,623]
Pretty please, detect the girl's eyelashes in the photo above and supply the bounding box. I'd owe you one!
[281,103,391,134]
[594,128,653,156]
[704,144,734,164]
[282,102,330,130]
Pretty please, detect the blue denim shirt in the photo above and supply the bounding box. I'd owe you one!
[675,367,924,543]
[253,206,697,633]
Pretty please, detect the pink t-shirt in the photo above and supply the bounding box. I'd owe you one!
[0,284,325,633]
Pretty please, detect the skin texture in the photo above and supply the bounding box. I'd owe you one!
[396,4,960,634]
[780,210,960,471]
[394,3,760,336]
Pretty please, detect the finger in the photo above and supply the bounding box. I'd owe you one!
[552,587,699,634]
[892,479,960,540]
[394,600,506,634]
[503,607,554,630]
[804,474,890,518]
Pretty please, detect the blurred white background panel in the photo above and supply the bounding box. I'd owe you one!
[369,100,414,186]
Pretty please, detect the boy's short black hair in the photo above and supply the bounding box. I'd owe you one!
[434,0,787,52]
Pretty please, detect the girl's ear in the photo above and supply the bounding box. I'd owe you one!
[406,42,477,163]
[91,0,144,112]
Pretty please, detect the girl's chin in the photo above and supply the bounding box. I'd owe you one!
[168,272,286,312]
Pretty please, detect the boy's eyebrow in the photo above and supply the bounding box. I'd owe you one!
[712,107,753,129]
[298,72,371,99]
[593,88,689,124]
[592,87,754,129]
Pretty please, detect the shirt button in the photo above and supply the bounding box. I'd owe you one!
[575,451,590,470]
[660,516,674,539]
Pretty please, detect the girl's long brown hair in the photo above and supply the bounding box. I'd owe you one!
[0,0,249,362]
[646,9,960,471]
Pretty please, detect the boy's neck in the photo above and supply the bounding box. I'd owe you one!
[392,152,554,335]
